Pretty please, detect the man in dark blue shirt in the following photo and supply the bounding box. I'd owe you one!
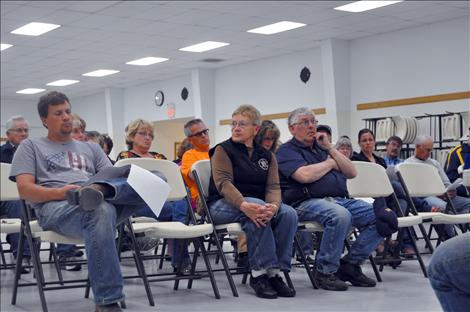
[277,107,383,291]
[1,115,31,273]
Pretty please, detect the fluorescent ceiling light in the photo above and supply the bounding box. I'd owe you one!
[11,22,61,36]
[16,88,46,94]
[46,79,80,86]
[334,1,403,13]
[126,57,169,66]
[82,69,120,77]
[179,41,229,53]
[247,21,306,35]
[1,43,13,51]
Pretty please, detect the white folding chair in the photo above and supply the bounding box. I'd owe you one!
[396,163,470,234]
[1,163,92,312]
[192,160,307,290]
[114,158,220,305]
[348,161,428,277]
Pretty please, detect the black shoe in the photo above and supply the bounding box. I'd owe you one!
[95,303,123,312]
[59,256,82,271]
[135,236,160,252]
[15,257,31,274]
[296,254,315,264]
[236,252,249,273]
[315,270,348,291]
[66,185,104,211]
[336,259,376,287]
[249,274,278,299]
[173,264,192,275]
[269,275,296,297]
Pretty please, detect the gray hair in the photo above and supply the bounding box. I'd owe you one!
[415,135,433,145]
[183,118,204,137]
[6,115,28,133]
[335,136,352,150]
[287,107,314,126]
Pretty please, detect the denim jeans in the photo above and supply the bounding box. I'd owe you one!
[134,200,190,268]
[1,200,31,258]
[35,177,149,305]
[424,196,470,214]
[296,197,383,274]
[209,197,298,271]
[428,232,470,311]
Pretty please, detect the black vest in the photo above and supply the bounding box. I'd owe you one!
[208,138,272,203]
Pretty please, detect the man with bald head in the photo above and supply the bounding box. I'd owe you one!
[405,135,470,215]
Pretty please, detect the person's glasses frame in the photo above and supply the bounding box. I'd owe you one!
[189,128,209,138]
[294,118,318,127]
[135,131,154,139]
[230,120,256,129]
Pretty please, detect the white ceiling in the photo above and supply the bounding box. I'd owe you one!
[1,1,468,101]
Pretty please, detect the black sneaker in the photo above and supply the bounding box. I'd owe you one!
[336,259,376,287]
[236,252,249,273]
[95,303,123,312]
[249,274,278,299]
[296,254,315,264]
[135,236,160,252]
[66,185,104,211]
[59,256,82,271]
[269,275,296,297]
[14,257,31,274]
[315,270,348,291]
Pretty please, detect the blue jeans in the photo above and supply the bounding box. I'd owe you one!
[428,232,470,311]
[296,197,383,274]
[1,200,31,258]
[134,200,190,268]
[209,197,298,271]
[424,196,470,214]
[35,178,148,305]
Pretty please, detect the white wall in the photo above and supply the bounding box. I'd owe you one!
[72,92,107,133]
[349,17,470,149]
[214,48,325,144]
[123,74,194,125]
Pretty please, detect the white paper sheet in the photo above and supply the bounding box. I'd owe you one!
[446,178,463,192]
[127,164,170,218]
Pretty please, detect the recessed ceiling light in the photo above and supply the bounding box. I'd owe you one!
[11,22,61,36]
[126,57,169,66]
[82,69,120,77]
[1,43,13,51]
[247,21,306,35]
[179,41,230,53]
[334,1,403,13]
[46,79,80,86]
[16,88,46,94]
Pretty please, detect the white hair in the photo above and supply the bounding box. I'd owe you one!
[6,115,28,133]
[415,135,433,145]
[287,107,314,126]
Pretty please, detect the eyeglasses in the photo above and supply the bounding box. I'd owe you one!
[231,121,255,129]
[189,129,209,137]
[135,131,154,139]
[9,128,29,133]
[294,119,318,127]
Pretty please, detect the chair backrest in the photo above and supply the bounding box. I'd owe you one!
[191,160,211,199]
[347,161,394,198]
[1,163,20,201]
[395,162,446,197]
[115,158,186,201]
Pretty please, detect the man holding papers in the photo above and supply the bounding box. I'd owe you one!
[10,91,158,312]
[405,135,470,215]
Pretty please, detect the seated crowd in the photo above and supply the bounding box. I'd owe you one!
[1,90,469,311]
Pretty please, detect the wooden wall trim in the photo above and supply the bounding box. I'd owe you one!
[219,107,326,125]
[356,91,470,111]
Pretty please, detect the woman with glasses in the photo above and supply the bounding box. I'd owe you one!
[208,105,298,299]
[116,119,191,273]
[254,120,281,152]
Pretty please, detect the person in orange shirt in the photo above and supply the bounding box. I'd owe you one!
[181,118,249,271]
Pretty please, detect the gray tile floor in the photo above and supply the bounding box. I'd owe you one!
[0,243,441,312]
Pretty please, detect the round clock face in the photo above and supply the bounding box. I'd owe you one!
[155,91,164,107]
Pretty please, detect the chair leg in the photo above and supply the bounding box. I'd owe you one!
[126,221,155,307]
[197,237,221,299]
[417,223,434,253]
[85,275,91,298]
[173,239,186,291]
[210,230,239,297]
[405,227,428,278]
[50,244,64,284]
[283,271,295,291]
[26,234,49,312]
[294,233,318,289]
[11,227,25,305]
[186,240,200,290]
[158,239,167,270]
[0,240,6,267]
[368,255,382,282]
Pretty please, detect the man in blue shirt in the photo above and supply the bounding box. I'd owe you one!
[383,136,404,167]
[277,107,383,291]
